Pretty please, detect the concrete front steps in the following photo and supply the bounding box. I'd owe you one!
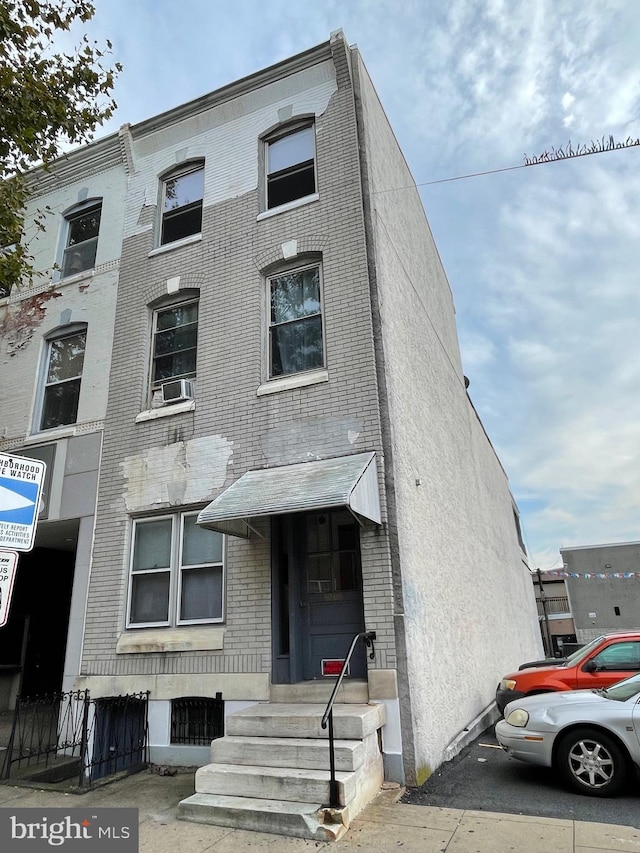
[178,701,385,841]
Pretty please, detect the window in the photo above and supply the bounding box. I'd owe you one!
[268,264,324,377]
[513,509,525,552]
[171,695,224,744]
[40,328,86,430]
[306,510,361,594]
[61,201,102,278]
[591,641,640,671]
[127,512,224,627]
[161,164,204,245]
[266,123,316,209]
[151,299,198,389]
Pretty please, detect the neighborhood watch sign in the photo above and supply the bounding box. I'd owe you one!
[0,452,46,552]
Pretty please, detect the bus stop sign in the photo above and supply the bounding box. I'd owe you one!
[0,453,46,552]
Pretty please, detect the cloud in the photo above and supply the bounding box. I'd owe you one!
[465,147,640,564]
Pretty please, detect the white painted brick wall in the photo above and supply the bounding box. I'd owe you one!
[0,159,126,443]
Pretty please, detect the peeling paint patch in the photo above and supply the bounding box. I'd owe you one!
[121,435,233,512]
[0,289,62,355]
[263,416,364,465]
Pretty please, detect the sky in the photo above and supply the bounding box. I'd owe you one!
[57,0,640,570]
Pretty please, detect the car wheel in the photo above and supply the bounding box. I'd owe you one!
[556,727,627,796]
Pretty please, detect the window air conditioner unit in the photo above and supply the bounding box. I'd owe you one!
[161,379,195,404]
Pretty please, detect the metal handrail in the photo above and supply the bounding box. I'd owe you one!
[321,630,376,809]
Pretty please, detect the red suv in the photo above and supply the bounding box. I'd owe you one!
[496,631,640,714]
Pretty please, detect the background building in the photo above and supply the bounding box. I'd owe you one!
[560,541,640,642]
[0,136,126,710]
[533,570,576,656]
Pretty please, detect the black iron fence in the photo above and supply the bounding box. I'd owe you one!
[1,690,149,787]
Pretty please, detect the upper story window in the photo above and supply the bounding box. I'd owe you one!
[266,123,316,210]
[268,263,324,378]
[61,201,102,278]
[127,512,225,627]
[151,299,198,390]
[40,327,87,430]
[513,509,526,552]
[161,163,204,245]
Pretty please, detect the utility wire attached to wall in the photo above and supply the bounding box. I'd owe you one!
[375,134,640,191]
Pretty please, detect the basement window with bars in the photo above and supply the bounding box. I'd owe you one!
[170,695,224,745]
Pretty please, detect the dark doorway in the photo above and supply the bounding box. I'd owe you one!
[272,510,366,683]
[0,547,75,697]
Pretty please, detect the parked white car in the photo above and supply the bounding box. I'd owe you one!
[495,672,640,796]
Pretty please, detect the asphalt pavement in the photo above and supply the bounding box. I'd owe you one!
[402,726,640,827]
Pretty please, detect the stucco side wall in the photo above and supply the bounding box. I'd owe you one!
[353,51,541,781]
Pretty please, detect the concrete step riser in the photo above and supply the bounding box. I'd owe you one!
[211,737,363,772]
[195,764,357,806]
[224,703,385,742]
[179,794,347,842]
[226,716,373,740]
[270,682,368,704]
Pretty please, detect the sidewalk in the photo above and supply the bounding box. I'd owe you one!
[0,770,638,852]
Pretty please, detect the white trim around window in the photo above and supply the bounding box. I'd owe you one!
[60,199,102,279]
[159,162,204,247]
[34,324,87,433]
[126,511,225,629]
[264,121,316,211]
[267,262,325,380]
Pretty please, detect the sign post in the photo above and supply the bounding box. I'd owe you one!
[0,452,46,552]
[0,550,18,628]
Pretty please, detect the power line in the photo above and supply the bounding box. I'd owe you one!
[418,163,527,187]
[374,134,640,192]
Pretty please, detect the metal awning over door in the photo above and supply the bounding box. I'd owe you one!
[197,452,381,537]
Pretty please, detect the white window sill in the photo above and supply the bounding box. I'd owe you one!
[116,626,225,654]
[24,426,77,444]
[257,193,319,221]
[257,368,328,396]
[135,400,195,422]
[56,268,96,286]
[148,233,202,257]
